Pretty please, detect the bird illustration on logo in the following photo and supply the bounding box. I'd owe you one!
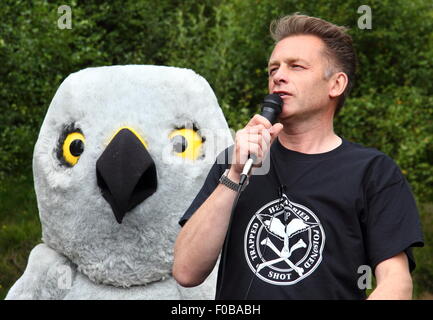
[258,217,309,276]
[244,193,325,285]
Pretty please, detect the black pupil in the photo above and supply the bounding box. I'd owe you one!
[172,135,187,153]
[70,139,84,156]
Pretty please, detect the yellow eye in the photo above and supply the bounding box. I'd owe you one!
[168,128,203,160]
[62,132,85,166]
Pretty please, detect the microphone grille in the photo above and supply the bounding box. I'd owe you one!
[263,93,283,112]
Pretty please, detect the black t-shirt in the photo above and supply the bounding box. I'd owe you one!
[179,137,424,299]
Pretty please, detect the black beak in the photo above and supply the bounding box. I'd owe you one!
[96,128,157,224]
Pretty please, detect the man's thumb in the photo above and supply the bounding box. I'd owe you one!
[269,123,283,142]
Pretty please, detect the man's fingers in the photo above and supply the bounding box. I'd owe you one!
[236,142,263,165]
[240,127,272,160]
[269,123,284,142]
[247,124,266,133]
[231,117,281,174]
[246,114,272,129]
[241,134,264,155]
[246,132,269,148]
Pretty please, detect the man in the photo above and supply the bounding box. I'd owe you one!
[172,14,423,299]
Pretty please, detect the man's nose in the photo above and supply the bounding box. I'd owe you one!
[273,66,289,85]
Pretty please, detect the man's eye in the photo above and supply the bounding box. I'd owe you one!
[292,64,304,69]
[269,68,277,75]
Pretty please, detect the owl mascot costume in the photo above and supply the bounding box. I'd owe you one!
[6,65,233,299]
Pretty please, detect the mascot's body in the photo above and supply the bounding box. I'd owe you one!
[6,65,233,299]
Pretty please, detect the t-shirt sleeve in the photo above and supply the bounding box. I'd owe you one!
[178,147,232,227]
[364,155,424,273]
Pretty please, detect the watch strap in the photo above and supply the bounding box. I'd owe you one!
[219,169,243,192]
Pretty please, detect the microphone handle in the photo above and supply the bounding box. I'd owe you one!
[261,107,279,125]
[242,109,275,181]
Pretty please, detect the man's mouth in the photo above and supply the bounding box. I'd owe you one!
[273,91,292,98]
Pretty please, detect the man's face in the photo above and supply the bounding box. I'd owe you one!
[268,35,333,122]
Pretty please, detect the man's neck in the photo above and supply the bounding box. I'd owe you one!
[277,116,341,154]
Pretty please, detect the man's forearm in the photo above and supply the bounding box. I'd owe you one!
[367,252,413,300]
[173,173,240,287]
[367,275,413,300]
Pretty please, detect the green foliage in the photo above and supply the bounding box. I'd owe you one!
[413,204,433,296]
[0,0,432,298]
[0,175,41,299]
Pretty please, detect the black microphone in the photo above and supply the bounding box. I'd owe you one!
[260,93,284,125]
[239,93,283,186]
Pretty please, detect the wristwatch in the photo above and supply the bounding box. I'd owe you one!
[219,169,246,192]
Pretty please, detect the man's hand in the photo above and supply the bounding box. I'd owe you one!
[229,114,283,180]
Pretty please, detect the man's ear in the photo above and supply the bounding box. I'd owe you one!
[329,72,348,99]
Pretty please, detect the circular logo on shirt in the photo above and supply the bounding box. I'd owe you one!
[244,193,325,285]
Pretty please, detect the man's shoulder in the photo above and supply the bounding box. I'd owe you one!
[343,138,396,164]
[343,138,404,183]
